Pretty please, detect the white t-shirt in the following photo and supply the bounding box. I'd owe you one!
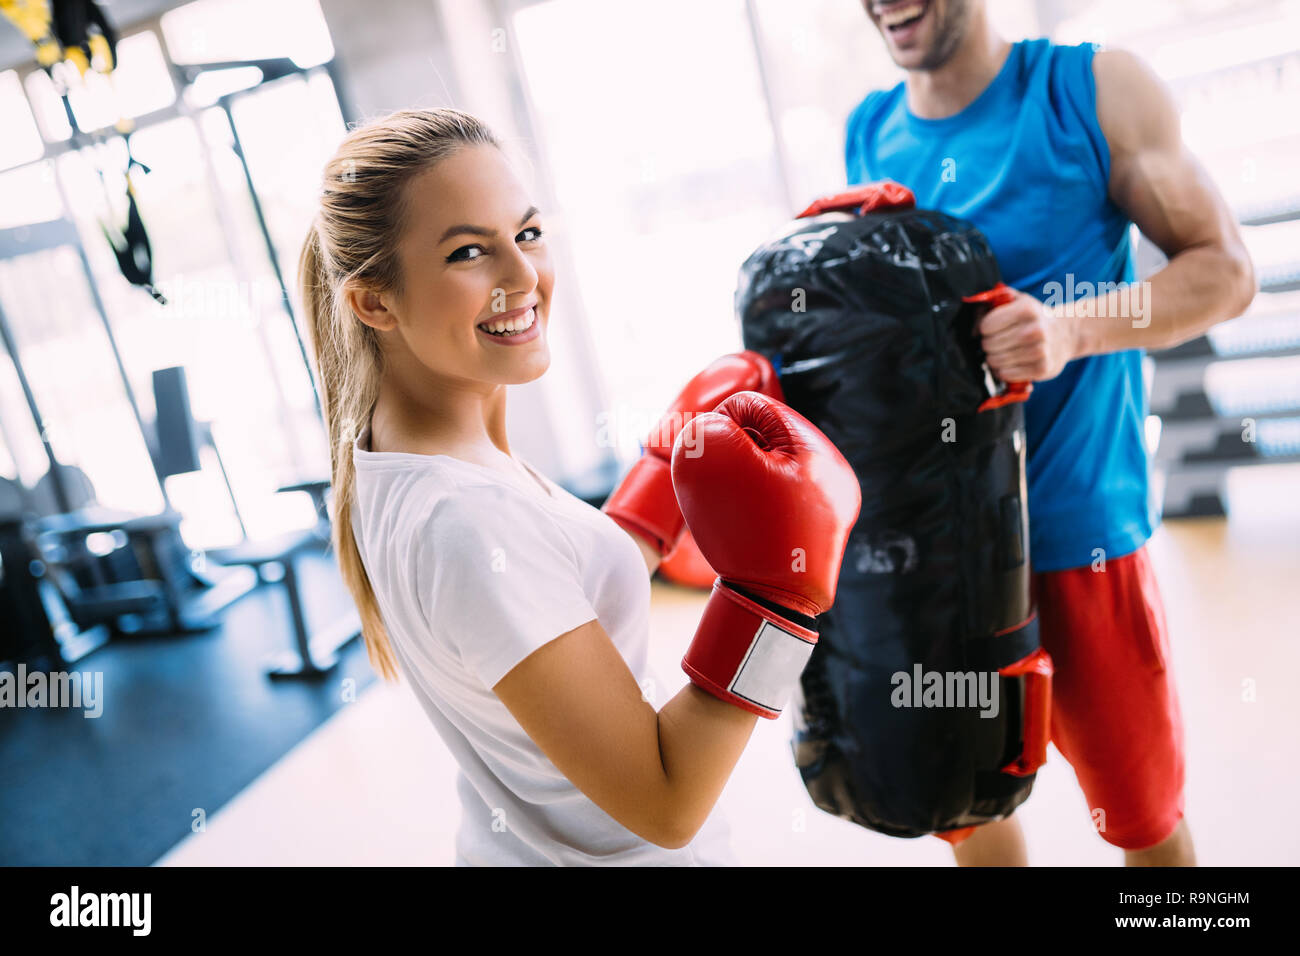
[350,425,736,866]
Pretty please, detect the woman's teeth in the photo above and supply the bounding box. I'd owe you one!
[479,308,536,336]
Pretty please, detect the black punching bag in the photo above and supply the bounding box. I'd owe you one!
[737,182,1053,840]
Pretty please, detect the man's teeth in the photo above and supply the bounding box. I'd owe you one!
[479,309,535,335]
[879,2,925,28]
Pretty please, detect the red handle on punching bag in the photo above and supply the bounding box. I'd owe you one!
[795,192,1029,413]
[963,283,1033,412]
[796,180,916,219]
[999,646,1054,777]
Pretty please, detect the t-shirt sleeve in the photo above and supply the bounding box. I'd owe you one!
[417,485,599,689]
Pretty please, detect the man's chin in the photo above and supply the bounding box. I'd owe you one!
[884,43,930,70]
[878,24,931,68]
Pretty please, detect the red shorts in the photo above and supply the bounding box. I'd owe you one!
[939,544,1186,851]
[1034,544,1186,850]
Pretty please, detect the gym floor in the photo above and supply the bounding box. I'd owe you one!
[0,547,376,867]
[156,466,1300,867]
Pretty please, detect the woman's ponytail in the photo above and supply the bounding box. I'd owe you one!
[298,109,499,681]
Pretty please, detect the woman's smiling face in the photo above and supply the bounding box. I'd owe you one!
[362,143,555,389]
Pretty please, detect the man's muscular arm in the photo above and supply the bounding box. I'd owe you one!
[978,48,1257,382]
[1082,48,1256,350]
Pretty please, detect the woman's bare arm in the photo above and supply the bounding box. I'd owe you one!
[492,617,755,849]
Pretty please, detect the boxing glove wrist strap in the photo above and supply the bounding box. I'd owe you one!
[681,581,818,720]
[726,582,819,633]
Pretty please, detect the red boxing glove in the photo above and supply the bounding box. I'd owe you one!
[602,351,782,556]
[672,391,861,718]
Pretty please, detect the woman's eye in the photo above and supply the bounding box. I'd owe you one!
[517,227,544,243]
[446,244,485,263]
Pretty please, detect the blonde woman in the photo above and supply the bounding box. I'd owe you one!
[298,108,860,866]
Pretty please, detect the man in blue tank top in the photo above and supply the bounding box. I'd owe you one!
[846,0,1255,865]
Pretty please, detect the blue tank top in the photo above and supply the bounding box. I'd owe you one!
[844,38,1154,572]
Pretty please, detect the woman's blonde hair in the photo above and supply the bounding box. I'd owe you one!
[298,108,499,680]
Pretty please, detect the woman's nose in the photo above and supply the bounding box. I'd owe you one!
[499,243,538,295]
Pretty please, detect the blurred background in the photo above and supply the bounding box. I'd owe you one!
[0,0,1296,866]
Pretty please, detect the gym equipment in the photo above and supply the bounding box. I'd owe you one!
[0,199,343,676]
[31,464,170,635]
[0,15,360,673]
[0,476,65,667]
[2,286,155,653]
[1,0,166,303]
[0,242,255,641]
[147,365,357,677]
[737,182,1053,838]
[0,0,116,74]
[149,365,249,539]
[204,530,357,679]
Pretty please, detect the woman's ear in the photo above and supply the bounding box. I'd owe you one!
[344,282,398,331]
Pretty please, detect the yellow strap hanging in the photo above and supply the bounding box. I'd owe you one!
[0,0,60,66]
[0,0,54,43]
[87,27,111,71]
[1,0,116,73]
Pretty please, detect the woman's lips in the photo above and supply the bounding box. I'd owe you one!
[476,306,540,345]
[481,301,535,323]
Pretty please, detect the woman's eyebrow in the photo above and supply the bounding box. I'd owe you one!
[437,207,541,244]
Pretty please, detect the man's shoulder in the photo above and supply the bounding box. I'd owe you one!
[1026,36,1095,61]
[1016,35,1105,82]
[844,79,906,160]
[846,78,905,130]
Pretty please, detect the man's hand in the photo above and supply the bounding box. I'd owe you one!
[977,290,1081,383]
